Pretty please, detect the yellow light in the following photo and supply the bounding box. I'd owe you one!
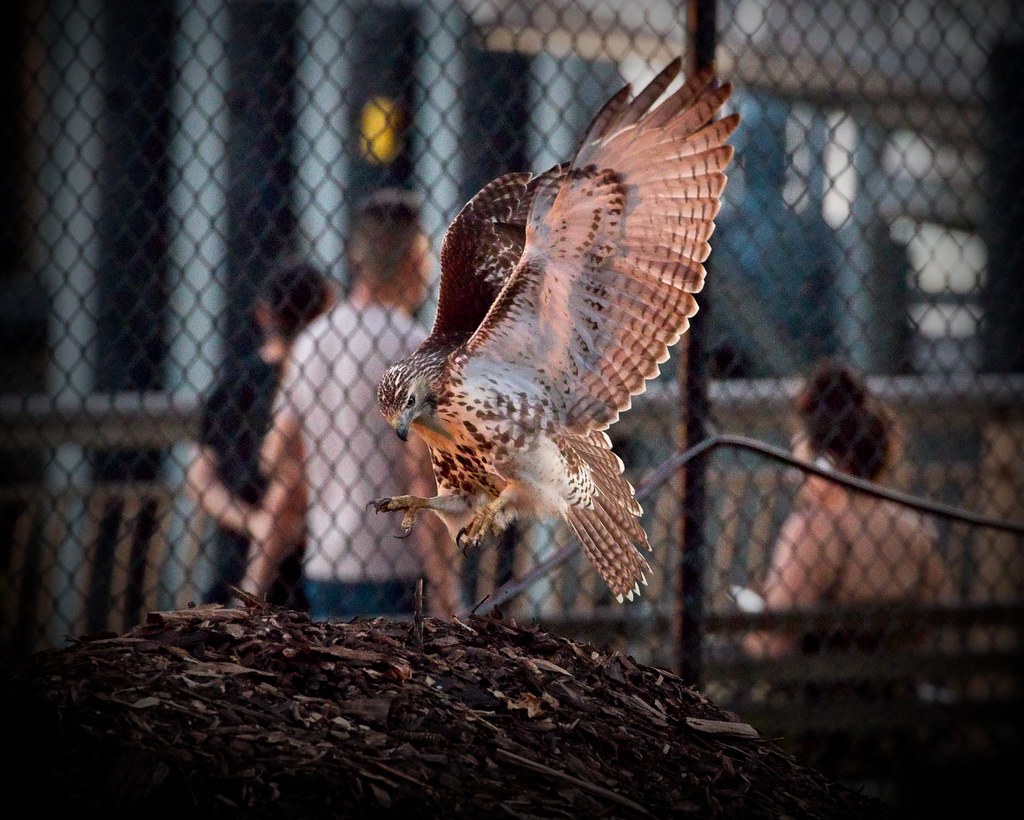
[359,96,403,164]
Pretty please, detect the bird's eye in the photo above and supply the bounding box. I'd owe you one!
[406,394,416,408]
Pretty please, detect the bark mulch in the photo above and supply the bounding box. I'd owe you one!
[1,597,898,819]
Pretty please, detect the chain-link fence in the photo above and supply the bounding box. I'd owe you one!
[2,0,1022,807]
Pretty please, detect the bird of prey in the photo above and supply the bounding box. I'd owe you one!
[372,59,738,602]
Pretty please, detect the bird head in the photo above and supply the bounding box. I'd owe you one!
[377,365,437,442]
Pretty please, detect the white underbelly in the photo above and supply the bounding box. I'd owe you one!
[495,436,571,520]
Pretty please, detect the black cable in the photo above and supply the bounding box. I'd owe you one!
[466,433,1024,617]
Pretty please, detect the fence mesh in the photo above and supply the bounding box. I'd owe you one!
[2,0,1022,806]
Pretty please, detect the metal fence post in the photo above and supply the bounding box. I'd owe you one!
[678,0,717,686]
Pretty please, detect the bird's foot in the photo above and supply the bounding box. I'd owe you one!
[455,498,506,553]
[368,495,429,539]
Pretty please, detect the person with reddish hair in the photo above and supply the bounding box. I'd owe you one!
[743,358,953,658]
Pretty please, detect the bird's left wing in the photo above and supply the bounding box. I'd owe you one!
[458,61,739,433]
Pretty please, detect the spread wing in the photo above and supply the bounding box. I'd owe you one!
[457,60,739,434]
[431,168,561,340]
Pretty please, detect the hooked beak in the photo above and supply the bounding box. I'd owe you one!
[394,411,412,441]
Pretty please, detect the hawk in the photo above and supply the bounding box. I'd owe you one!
[373,59,738,602]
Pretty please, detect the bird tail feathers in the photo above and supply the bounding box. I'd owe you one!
[563,432,652,602]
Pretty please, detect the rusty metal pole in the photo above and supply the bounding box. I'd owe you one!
[678,0,718,686]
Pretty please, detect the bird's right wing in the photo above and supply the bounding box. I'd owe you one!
[429,168,562,340]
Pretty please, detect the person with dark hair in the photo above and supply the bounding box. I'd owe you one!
[793,357,895,481]
[743,358,953,658]
[186,258,333,608]
[240,189,460,619]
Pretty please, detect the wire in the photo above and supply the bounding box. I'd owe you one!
[465,433,1024,618]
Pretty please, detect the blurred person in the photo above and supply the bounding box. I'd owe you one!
[742,357,954,659]
[186,258,333,609]
[240,189,460,618]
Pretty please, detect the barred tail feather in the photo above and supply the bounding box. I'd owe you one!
[563,431,652,602]
[566,503,651,603]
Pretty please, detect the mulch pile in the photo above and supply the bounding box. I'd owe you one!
[2,598,897,819]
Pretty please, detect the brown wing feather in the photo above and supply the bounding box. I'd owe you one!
[574,57,682,156]
[431,167,564,342]
[431,172,533,340]
[460,62,738,435]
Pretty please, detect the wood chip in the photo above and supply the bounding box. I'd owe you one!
[685,717,761,739]
[2,605,896,819]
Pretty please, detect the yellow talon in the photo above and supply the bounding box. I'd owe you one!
[369,495,429,539]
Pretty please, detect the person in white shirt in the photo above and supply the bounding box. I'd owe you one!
[241,189,459,618]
